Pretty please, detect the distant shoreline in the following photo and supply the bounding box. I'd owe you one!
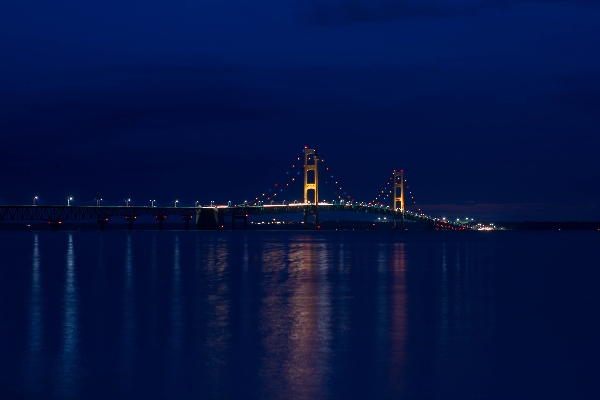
[492,221,600,230]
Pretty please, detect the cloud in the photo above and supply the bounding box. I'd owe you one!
[301,0,600,26]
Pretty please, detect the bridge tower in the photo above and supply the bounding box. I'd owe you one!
[303,147,319,229]
[393,170,405,229]
[304,148,319,203]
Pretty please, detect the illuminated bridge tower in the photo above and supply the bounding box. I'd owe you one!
[393,170,405,229]
[303,147,319,229]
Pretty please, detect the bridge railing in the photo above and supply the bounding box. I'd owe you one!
[0,204,464,229]
[0,206,198,221]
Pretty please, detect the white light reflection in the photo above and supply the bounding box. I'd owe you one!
[165,235,184,397]
[118,234,135,390]
[57,234,80,398]
[258,239,293,397]
[25,234,43,393]
[192,235,203,382]
[202,236,231,394]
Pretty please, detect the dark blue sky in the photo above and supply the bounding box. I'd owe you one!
[1,1,599,220]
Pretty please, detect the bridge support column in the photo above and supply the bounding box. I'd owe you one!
[125,216,136,231]
[182,215,193,231]
[155,215,167,230]
[218,210,225,229]
[48,220,62,231]
[303,206,318,230]
[97,217,109,231]
[232,214,248,230]
[393,213,404,230]
[196,208,219,230]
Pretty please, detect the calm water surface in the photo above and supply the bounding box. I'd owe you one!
[0,231,598,399]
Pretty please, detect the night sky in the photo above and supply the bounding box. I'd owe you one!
[2,1,599,221]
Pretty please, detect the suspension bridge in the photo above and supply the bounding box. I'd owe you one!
[0,147,465,231]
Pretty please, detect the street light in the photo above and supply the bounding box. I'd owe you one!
[67,197,73,206]
[150,200,155,207]
[174,200,178,208]
[95,198,102,206]
[124,199,130,206]
[195,201,199,207]
[33,196,38,205]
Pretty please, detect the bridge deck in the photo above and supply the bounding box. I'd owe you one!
[0,204,443,225]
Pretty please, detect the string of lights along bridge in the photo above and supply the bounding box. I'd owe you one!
[1,147,468,231]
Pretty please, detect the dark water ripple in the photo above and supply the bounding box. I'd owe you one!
[0,231,598,399]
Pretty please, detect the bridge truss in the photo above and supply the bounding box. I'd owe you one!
[0,204,462,230]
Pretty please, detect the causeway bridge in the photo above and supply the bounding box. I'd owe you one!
[0,147,465,230]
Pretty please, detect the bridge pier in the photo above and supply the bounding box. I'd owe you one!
[393,213,404,230]
[303,206,318,230]
[48,220,62,231]
[196,208,219,230]
[125,216,136,231]
[155,215,167,230]
[97,217,109,231]
[218,209,225,228]
[182,215,193,230]
[232,214,248,230]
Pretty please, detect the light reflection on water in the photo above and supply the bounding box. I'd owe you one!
[117,234,136,390]
[150,235,158,350]
[24,234,43,394]
[2,231,559,399]
[287,239,330,400]
[202,235,232,398]
[57,234,80,399]
[164,235,184,398]
[389,242,407,394]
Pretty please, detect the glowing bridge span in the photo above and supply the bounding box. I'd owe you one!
[0,147,462,230]
[0,203,435,231]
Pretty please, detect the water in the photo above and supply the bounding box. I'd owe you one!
[0,231,598,399]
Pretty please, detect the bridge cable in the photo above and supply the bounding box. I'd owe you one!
[251,152,304,204]
[319,158,358,203]
[369,175,394,206]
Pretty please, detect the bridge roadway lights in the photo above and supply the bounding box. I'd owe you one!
[125,216,136,231]
[48,220,62,231]
[182,215,193,231]
[231,214,248,230]
[97,217,109,231]
[155,215,167,230]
